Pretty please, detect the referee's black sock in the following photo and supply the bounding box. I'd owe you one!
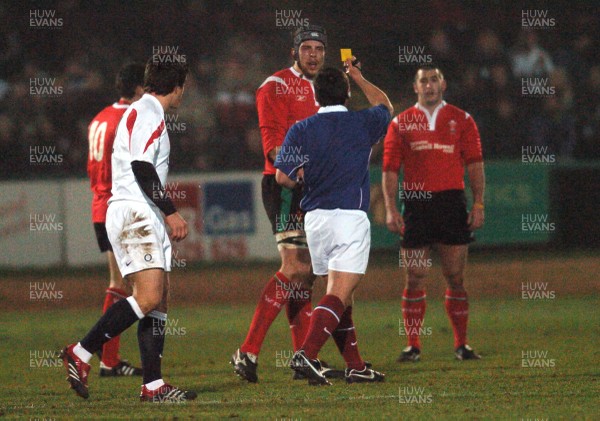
[138,311,166,384]
[80,297,144,355]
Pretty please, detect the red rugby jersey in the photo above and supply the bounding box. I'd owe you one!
[256,67,320,175]
[383,101,483,192]
[87,99,130,222]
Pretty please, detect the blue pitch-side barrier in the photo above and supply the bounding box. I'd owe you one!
[0,162,598,268]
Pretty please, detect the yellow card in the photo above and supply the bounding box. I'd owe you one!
[340,49,352,62]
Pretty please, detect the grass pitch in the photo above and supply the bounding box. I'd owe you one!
[1,296,598,419]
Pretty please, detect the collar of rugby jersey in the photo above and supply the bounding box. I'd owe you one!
[142,93,165,117]
[414,100,446,131]
[317,105,348,113]
[289,66,317,106]
[113,98,131,109]
[289,66,302,78]
[289,66,315,83]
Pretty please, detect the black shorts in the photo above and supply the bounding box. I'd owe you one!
[402,190,474,248]
[261,174,305,242]
[93,222,113,253]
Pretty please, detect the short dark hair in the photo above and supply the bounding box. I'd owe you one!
[116,62,145,99]
[144,59,188,96]
[414,66,444,82]
[314,67,349,107]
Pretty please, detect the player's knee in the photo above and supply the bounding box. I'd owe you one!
[134,291,162,314]
[444,271,464,288]
[281,257,313,283]
[406,267,427,288]
[109,279,126,291]
[286,266,314,286]
[406,279,424,290]
[299,268,316,289]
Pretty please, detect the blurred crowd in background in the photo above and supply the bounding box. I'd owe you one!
[0,0,597,179]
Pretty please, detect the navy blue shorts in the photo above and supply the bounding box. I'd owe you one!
[93,222,113,253]
[402,190,474,248]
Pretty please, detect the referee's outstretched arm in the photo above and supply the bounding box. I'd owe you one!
[345,57,393,115]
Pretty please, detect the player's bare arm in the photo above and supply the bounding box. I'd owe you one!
[275,169,297,189]
[345,58,393,115]
[466,161,485,230]
[382,170,403,233]
[165,212,188,242]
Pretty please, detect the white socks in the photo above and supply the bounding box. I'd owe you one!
[73,342,92,364]
[145,378,165,391]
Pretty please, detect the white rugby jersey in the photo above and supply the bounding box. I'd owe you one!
[109,94,169,206]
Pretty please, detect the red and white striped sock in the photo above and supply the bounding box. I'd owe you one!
[402,289,426,349]
[240,272,289,356]
[445,289,469,349]
[302,295,345,360]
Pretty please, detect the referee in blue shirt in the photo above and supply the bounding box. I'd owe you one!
[275,58,393,385]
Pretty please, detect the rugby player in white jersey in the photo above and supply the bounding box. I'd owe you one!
[60,58,196,402]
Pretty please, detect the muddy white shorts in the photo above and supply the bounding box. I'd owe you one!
[106,201,171,277]
[304,208,371,276]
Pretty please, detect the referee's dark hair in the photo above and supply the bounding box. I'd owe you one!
[144,59,188,96]
[314,67,350,107]
[116,62,145,99]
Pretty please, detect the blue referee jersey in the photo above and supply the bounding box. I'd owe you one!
[275,104,391,212]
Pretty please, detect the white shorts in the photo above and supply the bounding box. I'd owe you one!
[304,209,371,276]
[106,201,171,278]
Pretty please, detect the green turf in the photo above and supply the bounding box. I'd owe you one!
[1,298,598,420]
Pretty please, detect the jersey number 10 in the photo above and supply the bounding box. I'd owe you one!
[88,121,107,162]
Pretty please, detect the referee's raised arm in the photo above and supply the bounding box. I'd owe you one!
[345,57,393,115]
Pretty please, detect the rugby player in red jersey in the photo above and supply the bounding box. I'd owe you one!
[382,66,485,362]
[87,63,145,376]
[231,25,341,382]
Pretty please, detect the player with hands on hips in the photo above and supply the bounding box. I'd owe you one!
[382,66,485,363]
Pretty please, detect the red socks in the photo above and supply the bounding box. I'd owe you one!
[101,287,127,367]
[402,289,426,349]
[286,287,312,351]
[332,306,365,370]
[445,288,469,349]
[302,295,345,360]
[240,272,289,356]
